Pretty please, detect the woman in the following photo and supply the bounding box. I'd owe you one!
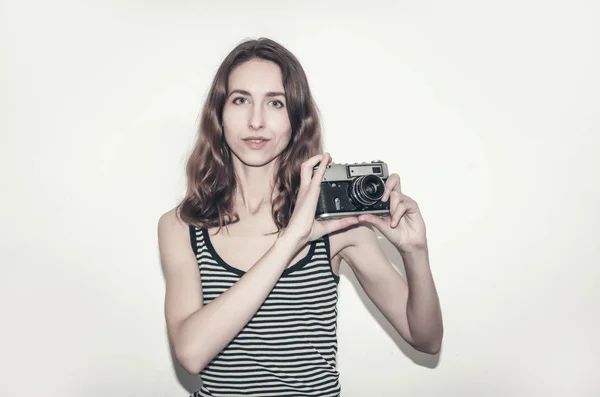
[158,37,443,397]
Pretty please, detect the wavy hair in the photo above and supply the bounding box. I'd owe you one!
[176,38,323,234]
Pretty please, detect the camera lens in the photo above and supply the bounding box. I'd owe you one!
[350,174,385,207]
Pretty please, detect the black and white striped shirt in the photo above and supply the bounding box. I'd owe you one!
[189,226,341,397]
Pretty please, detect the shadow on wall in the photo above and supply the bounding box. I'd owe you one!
[169,342,203,396]
[339,232,442,369]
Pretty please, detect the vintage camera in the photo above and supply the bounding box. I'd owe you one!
[314,160,391,219]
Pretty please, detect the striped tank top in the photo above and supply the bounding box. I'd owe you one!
[188,226,341,397]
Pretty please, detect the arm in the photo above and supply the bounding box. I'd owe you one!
[158,153,359,374]
[158,208,301,374]
[338,224,443,354]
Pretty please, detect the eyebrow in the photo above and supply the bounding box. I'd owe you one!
[228,89,286,98]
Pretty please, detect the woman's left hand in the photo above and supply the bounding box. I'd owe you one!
[357,173,428,254]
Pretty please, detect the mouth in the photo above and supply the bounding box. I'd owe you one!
[242,137,271,150]
[242,137,271,142]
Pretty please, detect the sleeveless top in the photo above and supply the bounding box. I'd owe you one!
[188,226,342,397]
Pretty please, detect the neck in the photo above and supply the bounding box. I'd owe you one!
[232,157,279,216]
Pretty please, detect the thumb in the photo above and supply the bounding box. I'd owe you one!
[358,214,390,233]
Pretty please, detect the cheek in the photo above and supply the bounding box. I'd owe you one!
[274,127,292,149]
[282,128,292,144]
[271,113,292,137]
[222,105,244,128]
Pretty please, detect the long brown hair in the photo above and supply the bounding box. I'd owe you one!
[177,38,323,233]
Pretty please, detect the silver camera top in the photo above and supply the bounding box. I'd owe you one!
[317,161,389,182]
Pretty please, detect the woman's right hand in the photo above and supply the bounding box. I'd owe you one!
[281,153,359,249]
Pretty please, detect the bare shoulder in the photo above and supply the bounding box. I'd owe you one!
[157,206,195,273]
[158,206,187,233]
[328,222,380,258]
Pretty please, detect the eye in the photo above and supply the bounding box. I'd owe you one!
[269,100,285,109]
[232,97,249,105]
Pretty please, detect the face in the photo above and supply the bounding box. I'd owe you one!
[222,59,292,167]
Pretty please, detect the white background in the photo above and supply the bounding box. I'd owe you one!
[1,0,599,396]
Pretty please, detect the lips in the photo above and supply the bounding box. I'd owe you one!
[242,136,270,142]
[242,136,270,150]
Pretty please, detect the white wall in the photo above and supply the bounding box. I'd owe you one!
[1,0,599,396]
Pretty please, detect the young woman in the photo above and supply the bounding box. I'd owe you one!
[158,37,443,397]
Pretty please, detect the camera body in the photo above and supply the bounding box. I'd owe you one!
[314,160,391,219]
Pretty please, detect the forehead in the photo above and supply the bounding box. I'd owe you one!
[228,59,284,93]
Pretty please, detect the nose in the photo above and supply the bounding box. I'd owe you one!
[249,103,265,130]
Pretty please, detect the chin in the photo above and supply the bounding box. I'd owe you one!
[233,150,280,168]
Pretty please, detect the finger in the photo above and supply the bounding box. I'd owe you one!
[382,173,401,202]
[357,213,389,232]
[308,152,331,191]
[390,202,408,228]
[389,190,401,215]
[300,154,325,189]
[320,216,359,235]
